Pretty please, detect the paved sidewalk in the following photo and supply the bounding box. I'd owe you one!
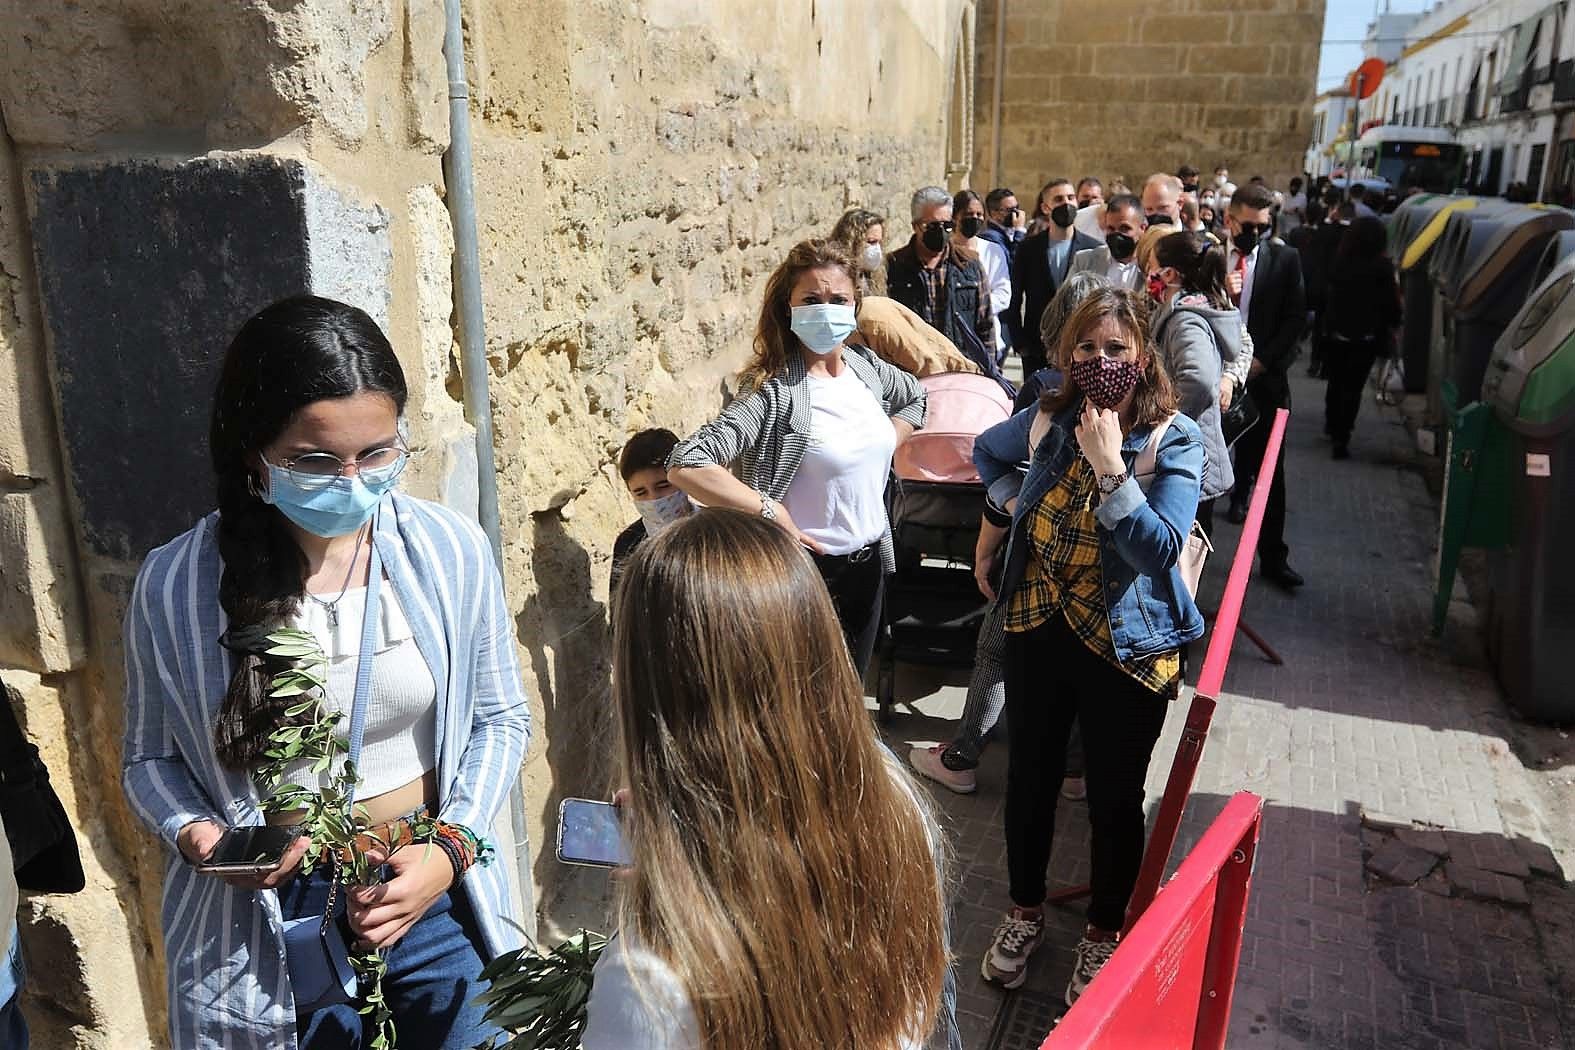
[887,372,1575,1049]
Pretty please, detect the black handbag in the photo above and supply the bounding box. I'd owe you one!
[1221,384,1261,447]
[0,683,84,894]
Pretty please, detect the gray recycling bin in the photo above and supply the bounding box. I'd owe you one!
[1428,203,1572,414]
[1389,194,1472,395]
[1478,249,1575,720]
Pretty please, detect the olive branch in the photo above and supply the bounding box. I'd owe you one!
[473,929,606,1050]
[254,626,434,1050]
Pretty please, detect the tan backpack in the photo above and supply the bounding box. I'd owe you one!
[1133,413,1213,597]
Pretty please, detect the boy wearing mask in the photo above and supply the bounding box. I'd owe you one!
[610,429,694,601]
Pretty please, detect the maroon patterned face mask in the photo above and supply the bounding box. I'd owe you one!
[1068,357,1141,410]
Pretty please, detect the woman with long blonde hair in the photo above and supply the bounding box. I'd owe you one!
[668,240,926,676]
[972,287,1204,1003]
[582,509,952,1049]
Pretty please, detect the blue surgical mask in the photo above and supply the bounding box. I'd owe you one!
[790,303,857,356]
[261,461,396,538]
[635,489,693,537]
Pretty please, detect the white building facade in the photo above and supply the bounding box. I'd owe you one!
[1326,0,1572,201]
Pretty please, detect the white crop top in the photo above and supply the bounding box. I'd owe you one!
[278,583,438,800]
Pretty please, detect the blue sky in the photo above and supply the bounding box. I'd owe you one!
[1317,0,1434,94]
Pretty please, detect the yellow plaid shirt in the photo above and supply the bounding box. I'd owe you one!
[1004,454,1181,695]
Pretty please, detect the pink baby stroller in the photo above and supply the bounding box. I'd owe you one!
[878,372,1014,719]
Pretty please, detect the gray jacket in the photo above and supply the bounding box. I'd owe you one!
[1152,297,1239,501]
[667,345,926,574]
[1068,245,1145,291]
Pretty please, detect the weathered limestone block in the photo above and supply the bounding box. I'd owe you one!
[26,155,392,561]
[0,121,86,675]
[0,0,395,150]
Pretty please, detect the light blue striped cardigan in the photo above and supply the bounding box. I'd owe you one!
[122,492,531,1049]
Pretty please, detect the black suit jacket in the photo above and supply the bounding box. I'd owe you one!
[1006,229,1103,365]
[1243,241,1306,408]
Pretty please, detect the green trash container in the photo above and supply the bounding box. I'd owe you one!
[1479,251,1575,719]
[1391,195,1479,397]
[1428,203,1572,419]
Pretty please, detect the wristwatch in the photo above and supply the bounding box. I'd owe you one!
[758,492,778,521]
[1097,471,1129,495]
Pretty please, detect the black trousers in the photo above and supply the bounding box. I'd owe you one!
[1322,336,1380,445]
[813,546,885,679]
[1231,375,1290,567]
[1003,614,1171,931]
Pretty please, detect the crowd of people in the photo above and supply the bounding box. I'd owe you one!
[112,158,1402,1050]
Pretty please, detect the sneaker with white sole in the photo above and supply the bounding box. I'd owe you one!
[981,907,1045,989]
[1060,775,1087,801]
[908,744,977,794]
[1065,934,1118,1005]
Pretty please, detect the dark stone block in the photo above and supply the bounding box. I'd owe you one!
[27,156,312,561]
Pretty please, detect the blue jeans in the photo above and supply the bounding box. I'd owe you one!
[0,929,27,1050]
[279,865,500,1050]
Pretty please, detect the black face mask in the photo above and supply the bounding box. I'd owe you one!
[921,225,948,252]
[1050,203,1077,229]
[960,216,984,238]
[1232,228,1262,255]
[1105,231,1137,261]
[1182,182,1199,194]
[1146,213,1175,228]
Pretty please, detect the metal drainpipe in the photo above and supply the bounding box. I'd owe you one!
[990,0,1008,188]
[442,0,535,931]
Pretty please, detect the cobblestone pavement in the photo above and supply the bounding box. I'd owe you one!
[885,372,1575,1050]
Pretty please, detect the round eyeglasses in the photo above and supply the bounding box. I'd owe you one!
[264,446,410,491]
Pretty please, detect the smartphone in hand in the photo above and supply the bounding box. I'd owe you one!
[195,825,300,876]
[556,797,631,868]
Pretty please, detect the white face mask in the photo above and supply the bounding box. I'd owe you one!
[635,489,693,537]
[860,243,884,272]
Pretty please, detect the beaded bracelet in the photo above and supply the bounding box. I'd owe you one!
[425,821,493,882]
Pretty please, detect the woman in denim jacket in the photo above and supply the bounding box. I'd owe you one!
[970,287,1204,1005]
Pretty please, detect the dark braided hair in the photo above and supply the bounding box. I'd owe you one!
[210,295,407,768]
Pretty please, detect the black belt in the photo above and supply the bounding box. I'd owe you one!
[813,542,879,566]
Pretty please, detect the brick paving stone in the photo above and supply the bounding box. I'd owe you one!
[889,374,1575,1049]
[1446,864,1531,907]
[1367,837,1444,884]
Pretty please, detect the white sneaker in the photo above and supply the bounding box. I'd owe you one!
[981,907,1045,989]
[1065,935,1118,1005]
[908,744,977,794]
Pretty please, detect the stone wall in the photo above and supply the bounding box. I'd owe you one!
[973,0,1325,198]
[0,0,973,1044]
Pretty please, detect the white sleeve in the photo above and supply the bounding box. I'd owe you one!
[981,241,1012,315]
[1230,323,1255,387]
[582,936,702,1050]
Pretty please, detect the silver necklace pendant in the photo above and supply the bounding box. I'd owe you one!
[324,603,339,632]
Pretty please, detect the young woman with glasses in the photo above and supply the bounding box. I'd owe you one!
[121,295,530,1049]
[971,287,1204,1004]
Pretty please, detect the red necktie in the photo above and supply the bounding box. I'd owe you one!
[1231,252,1248,306]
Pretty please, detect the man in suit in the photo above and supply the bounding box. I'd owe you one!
[1068,194,1147,293]
[1224,182,1307,592]
[1006,178,1103,378]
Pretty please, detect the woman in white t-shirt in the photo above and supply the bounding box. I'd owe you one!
[668,240,927,675]
[583,510,951,1050]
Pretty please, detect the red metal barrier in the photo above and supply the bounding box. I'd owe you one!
[1118,407,1289,927]
[1042,792,1265,1050]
